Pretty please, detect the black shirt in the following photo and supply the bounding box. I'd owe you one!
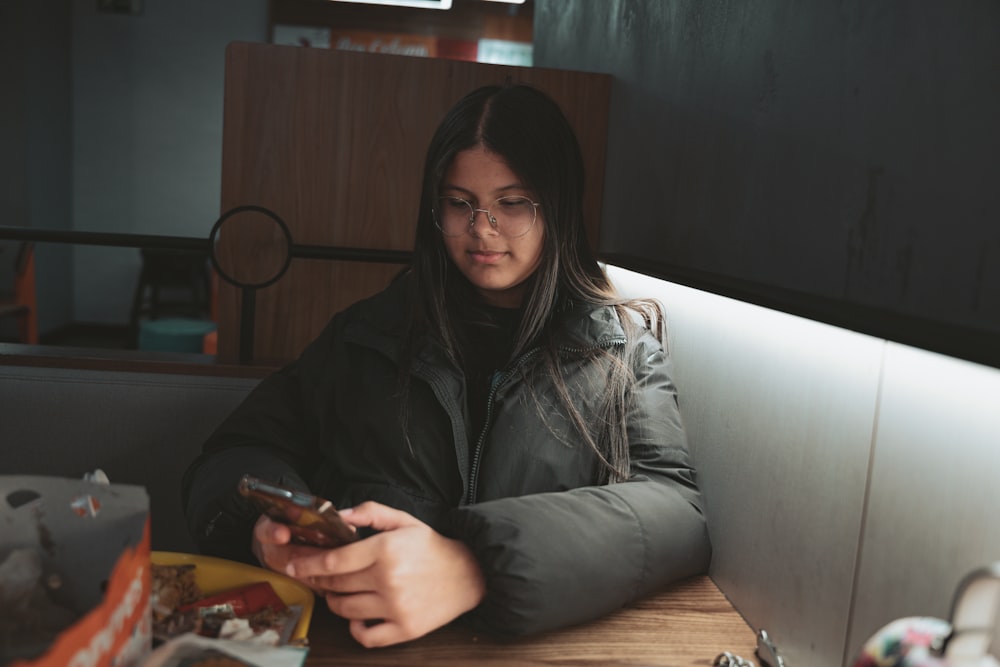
[458,304,523,444]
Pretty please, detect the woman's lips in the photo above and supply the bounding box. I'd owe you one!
[469,250,507,264]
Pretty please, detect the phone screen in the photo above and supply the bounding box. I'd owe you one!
[237,474,358,547]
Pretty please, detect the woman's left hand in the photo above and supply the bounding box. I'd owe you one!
[284,501,486,648]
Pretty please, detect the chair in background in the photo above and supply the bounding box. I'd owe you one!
[128,247,214,350]
[0,241,39,345]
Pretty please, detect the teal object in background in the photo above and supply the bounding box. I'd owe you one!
[138,318,216,353]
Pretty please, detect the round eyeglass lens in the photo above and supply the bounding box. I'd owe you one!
[490,197,536,237]
[436,197,474,236]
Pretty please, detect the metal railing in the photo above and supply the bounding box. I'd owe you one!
[0,206,411,363]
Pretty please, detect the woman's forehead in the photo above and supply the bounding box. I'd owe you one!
[441,146,527,194]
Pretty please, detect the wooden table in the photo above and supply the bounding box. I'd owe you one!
[303,575,759,666]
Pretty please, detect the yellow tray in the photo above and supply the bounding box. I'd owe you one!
[151,550,314,642]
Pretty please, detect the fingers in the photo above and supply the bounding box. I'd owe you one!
[252,515,329,584]
[285,537,378,579]
[286,502,423,578]
[326,592,416,649]
[255,515,293,545]
[329,596,420,650]
[349,618,410,649]
[306,570,376,595]
[252,515,291,571]
[339,501,421,532]
[325,591,383,622]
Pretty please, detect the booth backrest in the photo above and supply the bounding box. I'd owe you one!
[608,265,1000,666]
[0,365,259,553]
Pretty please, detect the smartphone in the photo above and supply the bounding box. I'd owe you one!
[237,474,358,548]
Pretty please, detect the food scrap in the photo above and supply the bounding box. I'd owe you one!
[151,564,301,647]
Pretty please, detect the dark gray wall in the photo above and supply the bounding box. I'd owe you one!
[1,0,74,337]
[2,0,268,335]
[0,2,30,232]
[535,0,1000,336]
[72,0,268,324]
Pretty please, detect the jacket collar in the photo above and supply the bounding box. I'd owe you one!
[342,274,628,362]
[549,300,628,351]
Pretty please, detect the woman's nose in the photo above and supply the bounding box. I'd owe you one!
[469,208,499,236]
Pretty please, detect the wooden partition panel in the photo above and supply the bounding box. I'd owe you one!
[217,43,611,364]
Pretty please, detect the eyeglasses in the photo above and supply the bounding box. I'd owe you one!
[435,196,540,238]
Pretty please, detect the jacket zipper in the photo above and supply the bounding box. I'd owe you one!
[466,337,625,504]
[467,347,540,504]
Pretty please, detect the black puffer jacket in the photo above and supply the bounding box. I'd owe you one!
[181,275,711,636]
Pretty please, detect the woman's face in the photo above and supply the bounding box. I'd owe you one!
[439,146,545,308]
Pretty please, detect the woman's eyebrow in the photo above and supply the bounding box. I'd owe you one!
[440,183,528,197]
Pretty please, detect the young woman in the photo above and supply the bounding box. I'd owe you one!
[181,84,710,648]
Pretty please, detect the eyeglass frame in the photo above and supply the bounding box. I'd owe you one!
[433,195,542,238]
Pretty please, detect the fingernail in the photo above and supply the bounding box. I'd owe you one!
[285,564,296,577]
[340,507,354,516]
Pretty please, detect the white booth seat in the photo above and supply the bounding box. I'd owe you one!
[607,264,1000,666]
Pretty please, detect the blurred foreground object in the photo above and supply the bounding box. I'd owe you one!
[854,562,1000,667]
[0,475,150,666]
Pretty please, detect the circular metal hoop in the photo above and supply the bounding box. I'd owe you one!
[208,205,293,290]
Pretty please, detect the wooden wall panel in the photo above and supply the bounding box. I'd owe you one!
[217,42,611,365]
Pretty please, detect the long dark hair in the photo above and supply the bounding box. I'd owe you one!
[403,84,665,484]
